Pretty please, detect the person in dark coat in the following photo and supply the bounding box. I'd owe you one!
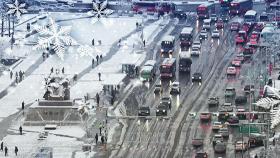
[92,58,95,68]
[1,142,3,151]
[62,67,65,74]
[96,93,100,106]
[50,67,54,73]
[19,126,22,135]
[96,55,99,65]
[143,40,146,47]
[4,146,8,156]
[21,101,24,110]
[98,72,101,81]
[92,38,95,46]
[14,146,18,156]
[101,135,105,144]
[95,133,98,144]
[100,55,102,61]
[10,71,13,79]
[254,154,258,158]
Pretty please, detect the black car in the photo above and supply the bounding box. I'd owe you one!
[160,97,172,109]
[138,106,151,116]
[214,142,226,153]
[156,104,169,116]
[195,152,208,158]
[208,97,219,106]
[192,73,202,83]
[235,96,247,105]
[221,14,230,22]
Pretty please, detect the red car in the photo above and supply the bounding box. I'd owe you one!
[243,45,254,55]
[249,32,259,46]
[216,19,224,29]
[230,22,240,31]
[235,31,247,44]
[227,67,237,75]
[200,112,211,121]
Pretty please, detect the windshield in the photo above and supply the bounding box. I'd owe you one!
[161,41,173,48]
[180,34,191,40]
[197,7,208,14]
[160,66,171,73]
[179,59,191,66]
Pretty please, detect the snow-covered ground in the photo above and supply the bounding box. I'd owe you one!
[0,12,169,157]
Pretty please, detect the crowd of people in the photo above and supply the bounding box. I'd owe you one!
[10,70,25,84]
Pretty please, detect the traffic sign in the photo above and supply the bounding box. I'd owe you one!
[239,124,260,134]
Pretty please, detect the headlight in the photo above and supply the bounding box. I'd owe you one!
[163,110,165,112]
[161,49,164,52]
[157,110,159,112]
[146,111,149,113]
[192,77,194,79]
[168,102,170,104]
[199,77,201,79]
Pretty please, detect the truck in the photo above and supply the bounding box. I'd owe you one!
[160,58,176,79]
[179,50,192,73]
[140,60,156,82]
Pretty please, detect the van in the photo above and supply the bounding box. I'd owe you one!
[203,19,211,30]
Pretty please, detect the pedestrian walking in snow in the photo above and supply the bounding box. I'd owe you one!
[22,71,25,80]
[62,67,65,74]
[4,146,8,156]
[136,22,139,28]
[15,76,18,84]
[10,71,13,79]
[96,55,99,65]
[254,154,258,158]
[98,72,101,81]
[92,38,95,46]
[15,72,18,78]
[73,74,78,82]
[14,146,18,156]
[92,58,95,68]
[51,67,54,73]
[118,39,121,47]
[96,93,100,106]
[1,142,3,151]
[100,55,102,61]
[143,40,146,47]
[99,123,102,135]
[19,71,23,82]
[101,135,105,144]
[21,101,24,110]
[19,126,22,135]
[95,133,98,144]
[135,66,139,76]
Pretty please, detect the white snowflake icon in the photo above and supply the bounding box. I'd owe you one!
[6,0,27,18]
[33,17,77,60]
[91,0,113,18]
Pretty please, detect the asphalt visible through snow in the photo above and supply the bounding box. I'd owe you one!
[106,15,269,158]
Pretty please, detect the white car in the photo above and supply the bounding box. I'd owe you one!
[211,29,220,38]
[199,30,208,39]
[192,41,201,49]
[170,82,180,94]
[191,47,200,56]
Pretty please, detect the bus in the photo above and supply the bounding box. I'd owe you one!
[140,60,156,82]
[173,1,206,18]
[220,0,233,13]
[269,1,280,10]
[229,0,253,16]
[161,35,175,56]
[179,50,192,73]
[180,27,194,48]
[196,2,216,19]
[260,23,278,47]
[132,1,174,15]
[244,10,258,24]
[160,58,176,79]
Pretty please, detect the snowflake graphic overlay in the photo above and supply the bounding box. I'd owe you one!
[6,0,27,18]
[92,0,113,18]
[33,17,77,60]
